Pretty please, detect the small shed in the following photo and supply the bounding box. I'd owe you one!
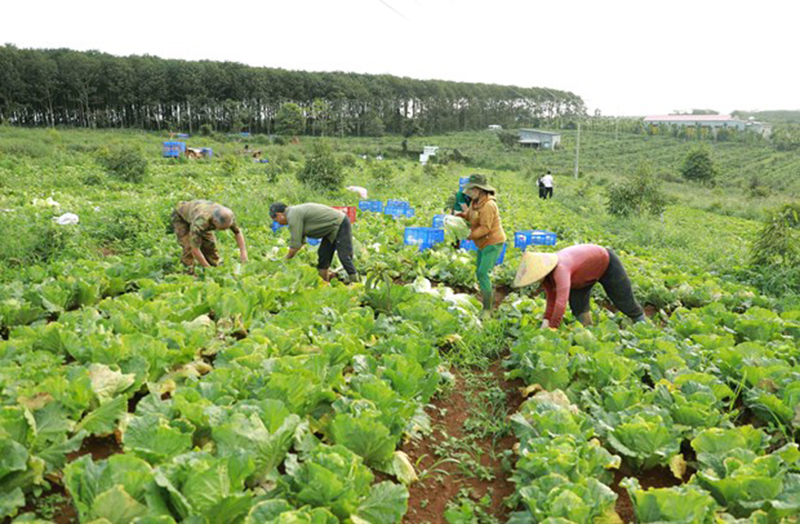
[420,146,439,165]
[518,129,561,149]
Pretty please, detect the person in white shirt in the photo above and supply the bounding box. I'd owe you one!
[541,171,554,199]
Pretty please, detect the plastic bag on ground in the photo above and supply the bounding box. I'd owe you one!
[346,186,368,199]
[54,213,79,225]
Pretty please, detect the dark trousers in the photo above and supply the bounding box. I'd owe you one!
[317,217,357,276]
[568,248,644,320]
[538,186,545,199]
[543,187,553,199]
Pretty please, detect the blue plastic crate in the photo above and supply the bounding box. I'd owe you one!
[359,200,383,213]
[307,237,321,246]
[459,176,470,190]
[271,221,287,233]
[386,199,410,209]
[514,230,557,249]
[404,227,444,251]
[240,132,251,137]
[200,147,213,158]
[385,206,415,218]
[460,240,506,265]
[432,214,446,228]
[162,141,186,158]
[176,133,190,138]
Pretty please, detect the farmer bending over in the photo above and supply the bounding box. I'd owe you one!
[270,202,359,283]
[513,244,646,328]
[172,200,248,268]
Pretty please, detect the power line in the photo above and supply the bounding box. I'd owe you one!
[376,0,411,21]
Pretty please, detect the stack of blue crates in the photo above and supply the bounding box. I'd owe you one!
[431,214,446,228]
[162,141,186,158]
[460,240,506,265]
[359,200,383,213]
[459,176,470,190]
[404,227,444,251]
[385,200,414,218]
[514,230,558,249]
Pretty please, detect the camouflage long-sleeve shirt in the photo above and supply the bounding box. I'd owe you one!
[174,200,240,249]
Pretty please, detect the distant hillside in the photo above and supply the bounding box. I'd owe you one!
[732,110,800,124]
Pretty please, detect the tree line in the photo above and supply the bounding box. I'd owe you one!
[0,45,585,136]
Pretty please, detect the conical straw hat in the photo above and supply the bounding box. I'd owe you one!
[512,252,559,288]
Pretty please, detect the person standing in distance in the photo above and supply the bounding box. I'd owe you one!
[541,170,554,199]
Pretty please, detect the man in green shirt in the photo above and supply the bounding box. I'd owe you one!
[452,187,471,214]
[270,202,359,283]
[172,200,248,268]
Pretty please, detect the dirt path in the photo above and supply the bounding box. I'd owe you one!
[402,359,525,523]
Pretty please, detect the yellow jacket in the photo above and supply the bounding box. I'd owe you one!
[466,194,506,249]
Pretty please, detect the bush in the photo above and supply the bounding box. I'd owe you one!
[339,153,358,168]
[296,141,344,191]
[264,152,290,183]
[94,207,154,249]
[606,163,668,217]
[750,203,800,267]
[748,176,770,198]
[82,171,107,186]
[680,145,717,184]
[0,211,78,265]
[220,155,241,177]
[199,124,213,137]
[370,162,394,186]
[423,162,446,179]
[497,131,518,149]
[97,146,148,183]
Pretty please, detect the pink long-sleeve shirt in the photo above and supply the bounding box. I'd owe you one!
[542,244,610,328]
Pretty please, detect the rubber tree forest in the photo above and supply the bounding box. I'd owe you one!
[0,45,585,136]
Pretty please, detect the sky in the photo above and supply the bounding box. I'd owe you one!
[3,0,798,116]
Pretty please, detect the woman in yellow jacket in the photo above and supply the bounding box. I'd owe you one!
[457,174,507,315]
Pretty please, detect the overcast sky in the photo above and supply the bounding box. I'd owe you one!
[3,0,798,116]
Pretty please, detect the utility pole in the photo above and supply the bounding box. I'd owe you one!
[574,120,581,179]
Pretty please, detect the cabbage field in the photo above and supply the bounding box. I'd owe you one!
[0,128,798,523]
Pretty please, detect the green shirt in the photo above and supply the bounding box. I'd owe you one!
[453,190,471,213]
[286,203,345,249]
[175,200,240,249]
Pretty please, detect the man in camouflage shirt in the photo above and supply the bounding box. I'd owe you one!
[171,200,248,268]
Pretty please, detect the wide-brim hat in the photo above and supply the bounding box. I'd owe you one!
[463,174,496,194]
[513,252,559,288]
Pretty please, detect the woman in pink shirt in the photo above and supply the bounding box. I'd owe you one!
[513,244,646,329]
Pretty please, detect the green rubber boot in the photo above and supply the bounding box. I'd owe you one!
[481,291,494,318]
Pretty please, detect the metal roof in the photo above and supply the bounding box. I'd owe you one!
[518,129,561,135]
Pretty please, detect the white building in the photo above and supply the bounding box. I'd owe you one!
[518,129,561,149]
